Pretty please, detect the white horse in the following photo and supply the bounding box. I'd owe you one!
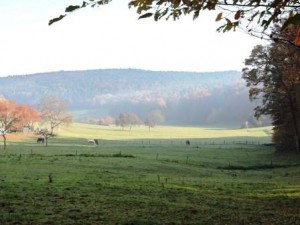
[88,139,96,145]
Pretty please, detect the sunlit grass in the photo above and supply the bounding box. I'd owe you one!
[58,123,272,141]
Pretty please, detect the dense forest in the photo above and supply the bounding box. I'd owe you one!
[0,69,266,126]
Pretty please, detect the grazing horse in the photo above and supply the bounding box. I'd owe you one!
[88,139,96,145]
[186,140,191,146]
[88,139,99,145]
[37,137,45,144]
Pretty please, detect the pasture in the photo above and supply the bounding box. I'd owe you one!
[0,124,299,225]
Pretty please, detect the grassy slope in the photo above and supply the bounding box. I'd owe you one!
[59,123,272,141]
[0,124,299,225]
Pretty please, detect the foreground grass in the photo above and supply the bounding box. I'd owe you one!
[0,125,298,224]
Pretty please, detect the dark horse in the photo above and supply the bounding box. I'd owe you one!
[37,137,45,144]
[186,140,191,146]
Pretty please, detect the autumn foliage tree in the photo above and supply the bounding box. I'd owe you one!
[99,115,115,126]
[0,100,40,150]
[0,101,19,150]
[14,104,40,131]
[243,24,300,154]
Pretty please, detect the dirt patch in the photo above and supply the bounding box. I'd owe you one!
[5,133,34,140]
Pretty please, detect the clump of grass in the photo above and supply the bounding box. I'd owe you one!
[78,153,135,158]
[48,173,53,183]
[52,153,135,158]
[111,152,134,158]
[122,219,160,225]
[160,159,179,163]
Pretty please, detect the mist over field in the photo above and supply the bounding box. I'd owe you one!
[0,69,265,127]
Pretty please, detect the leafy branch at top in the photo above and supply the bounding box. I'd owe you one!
[49,0,300,45]
[49,0,112,25]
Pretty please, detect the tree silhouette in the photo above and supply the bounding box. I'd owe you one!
[243,24,300,154]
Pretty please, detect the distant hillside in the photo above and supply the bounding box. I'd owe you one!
[0,69,260,126]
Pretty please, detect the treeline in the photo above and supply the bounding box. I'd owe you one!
[243,25,300,154]
[0,69,261,126]
[85,84,265,127]
[0,69,241,108]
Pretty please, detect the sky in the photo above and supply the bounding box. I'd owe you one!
[0,0,265,77]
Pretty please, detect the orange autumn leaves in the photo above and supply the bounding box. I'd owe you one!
[295,26,300,46]
[283,24,300,47]
[0,99,40,131]
[282,13,300,46]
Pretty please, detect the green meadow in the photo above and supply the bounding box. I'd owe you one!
[0,124,299,225]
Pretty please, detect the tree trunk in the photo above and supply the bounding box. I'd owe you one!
[289,123,300,153]
[2,134,6,150]
[288,93,300,153]
[290,109,300,153]
[45,136,48,147]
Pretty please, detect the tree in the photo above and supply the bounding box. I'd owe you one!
[51,0,300,44]
[16,104,40,132]
[128,113,142,131]
[38,96,72,135]
[145,110,165,131]
[0,99,41,149]
[242,24,300,154]
[99,115,115,126]
[118,112,129,130]
[0,101,20,150]
[37,128,51,147]
[117,112,142,131]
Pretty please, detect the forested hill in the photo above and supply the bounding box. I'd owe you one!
[0,69,260,126]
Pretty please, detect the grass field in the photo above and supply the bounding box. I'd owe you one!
[59,123,273,141]
[0,124,299,225]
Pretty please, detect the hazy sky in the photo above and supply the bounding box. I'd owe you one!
[0,0,265,77]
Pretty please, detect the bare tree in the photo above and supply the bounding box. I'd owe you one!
[118,112,142,131]
[118,112,129,130]
[128,113,142,131]
[38,96,72,135]
[37,129,51,147]
[145,110,165,131]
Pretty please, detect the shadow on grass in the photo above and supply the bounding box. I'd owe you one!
[218,163,300,170]
[55,152,135,158]
[121,220,160,225]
